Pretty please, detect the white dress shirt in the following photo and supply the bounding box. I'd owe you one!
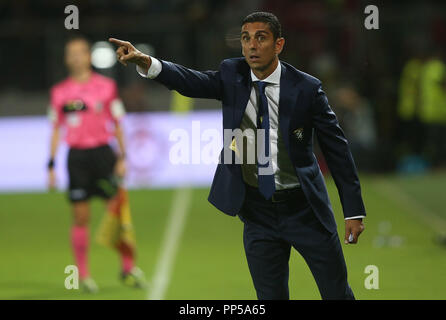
[239,62,301,190]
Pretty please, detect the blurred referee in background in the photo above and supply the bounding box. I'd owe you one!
[47,35,146,292]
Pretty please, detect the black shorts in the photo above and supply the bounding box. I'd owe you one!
[67,144,118,203]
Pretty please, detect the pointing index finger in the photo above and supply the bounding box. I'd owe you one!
[109,38,127,47]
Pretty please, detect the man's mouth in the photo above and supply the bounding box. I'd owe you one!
[249,55,260,61]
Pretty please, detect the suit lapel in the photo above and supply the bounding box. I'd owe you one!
[279,62,300,152]
[233,69,252,129]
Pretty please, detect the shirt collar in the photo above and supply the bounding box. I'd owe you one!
[250,60,281,85]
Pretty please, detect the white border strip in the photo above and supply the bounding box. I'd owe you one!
[147,187,192,300]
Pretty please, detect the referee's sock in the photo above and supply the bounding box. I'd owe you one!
[71,225,90,279]
[116,241,134,273]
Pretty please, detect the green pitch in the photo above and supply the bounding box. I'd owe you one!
[0,173,445,300]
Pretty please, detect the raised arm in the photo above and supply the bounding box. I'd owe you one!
[109,38,222,100]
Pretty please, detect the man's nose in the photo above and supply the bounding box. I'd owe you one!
[248,38,258,50]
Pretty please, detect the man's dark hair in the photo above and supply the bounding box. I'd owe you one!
[65,33,91,50]
[242,12,282,40]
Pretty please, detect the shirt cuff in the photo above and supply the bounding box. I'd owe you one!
[345,215,365,220]
[136,57,162,79]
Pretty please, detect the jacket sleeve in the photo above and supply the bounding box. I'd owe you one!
[153,60,222,100]
[311,84,366,219]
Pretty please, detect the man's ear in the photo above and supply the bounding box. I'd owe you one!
[275,37,285,55]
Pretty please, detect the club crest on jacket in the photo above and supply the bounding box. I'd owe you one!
[293,128,304,141]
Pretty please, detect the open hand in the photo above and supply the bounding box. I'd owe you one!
[114,158,126,179]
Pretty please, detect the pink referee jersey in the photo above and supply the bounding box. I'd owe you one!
[48,72,125,149]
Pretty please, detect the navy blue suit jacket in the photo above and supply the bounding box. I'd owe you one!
[154,57,366,233]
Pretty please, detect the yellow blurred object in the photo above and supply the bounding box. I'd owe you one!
[170,90,194,113]
[419,58,446,123]
[398,57,446,123]
[398,58,423,121]
[95,187,136,249]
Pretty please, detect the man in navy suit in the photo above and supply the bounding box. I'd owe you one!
[110,11,366,300]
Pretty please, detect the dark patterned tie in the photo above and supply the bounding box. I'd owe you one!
[256,81,275,200]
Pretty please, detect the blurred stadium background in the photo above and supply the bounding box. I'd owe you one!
[0,0,446,299]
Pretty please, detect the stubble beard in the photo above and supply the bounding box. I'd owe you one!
[253,55,276,73]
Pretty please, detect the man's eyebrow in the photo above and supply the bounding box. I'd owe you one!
[240,30,270,36]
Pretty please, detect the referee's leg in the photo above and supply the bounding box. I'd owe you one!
[67,147,93,281]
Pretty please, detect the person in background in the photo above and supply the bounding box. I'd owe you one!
[334,84,377,172]
[397,50,446,169]
[47,34,146,292]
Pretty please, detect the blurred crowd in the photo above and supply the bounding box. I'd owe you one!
[0,0,445,173]
[396,50,446,171]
